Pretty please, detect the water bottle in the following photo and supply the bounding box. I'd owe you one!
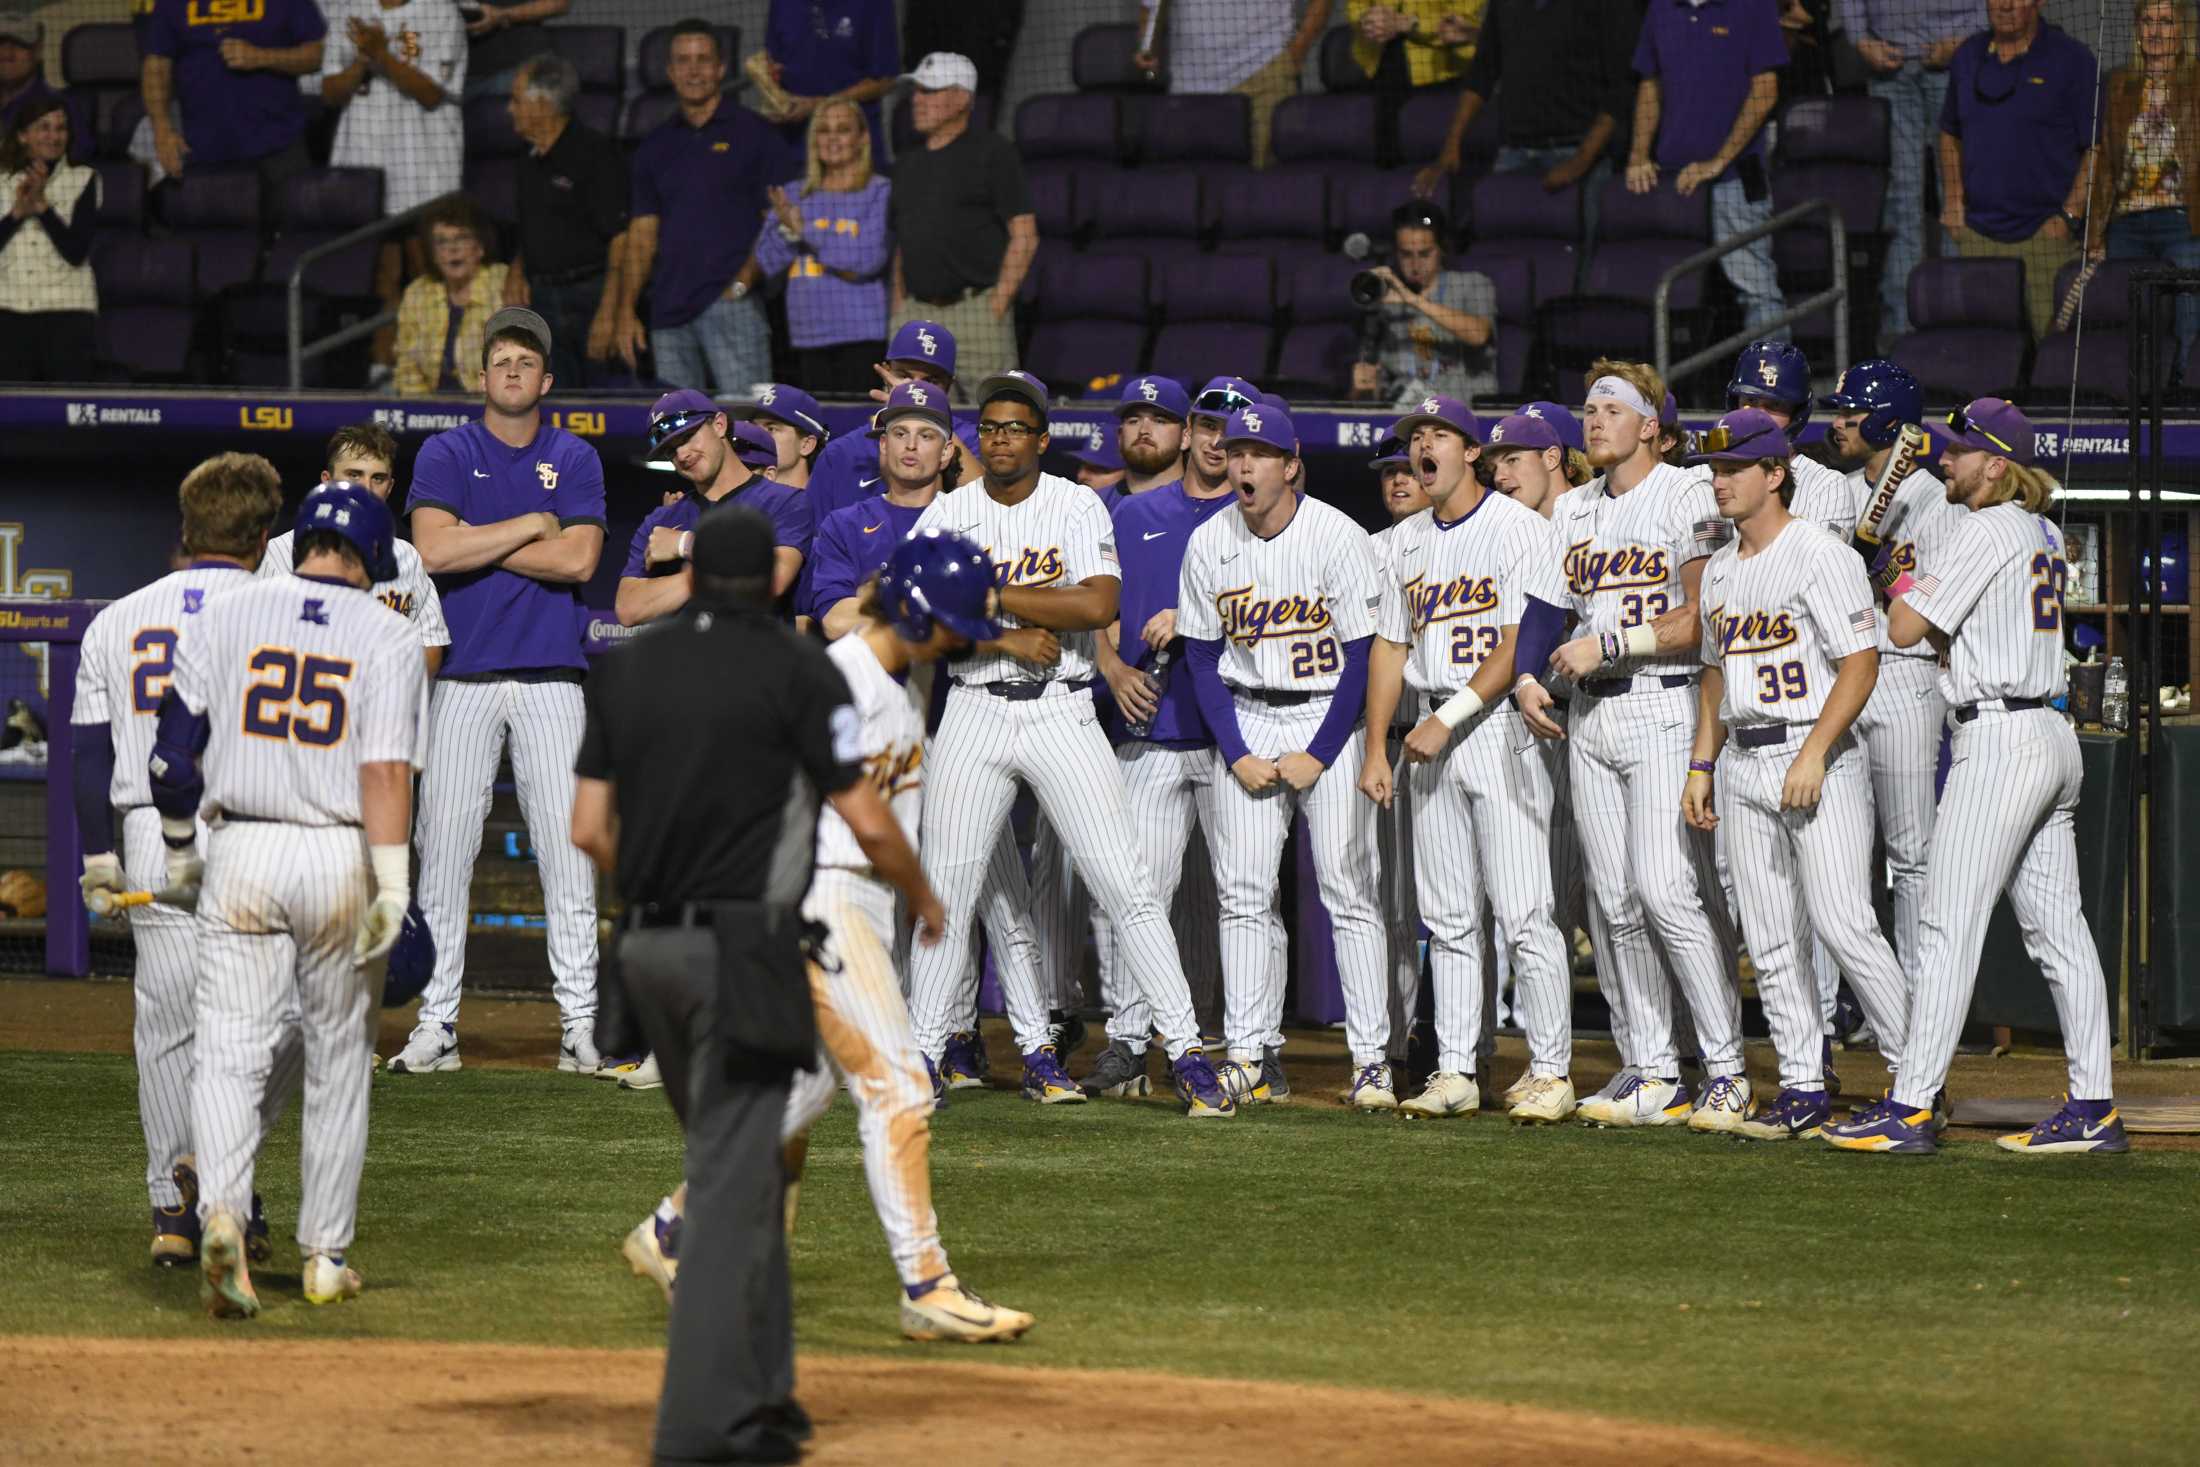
[1124,647,1173,738]
[2103,655,2129,731]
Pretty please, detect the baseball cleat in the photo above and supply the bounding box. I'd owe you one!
[900,1275,1035,1343]
[1734,1086,1832,1141]
[150,1204,199,1266]
[1996,1096,2130,1155]
[1821,1036,1842,1099]
[1930,1087,1952,1135]
[302,1253,363,1306]
[1047,1010,1088,1059]
[1018,1046,1087,1104]
[558,1025,602,1075]
[1260,1048,1291,1102]
[1687,1074,1753,1135]
[1572,1065,1642,1124]
[1579,1071,1692,1127]
[1500,1070,1538,1108]
[923,1054,949,1111]
[1507,1074,1577,1124]
[623,1208,679,1302]
[1170,1050,1236,1118]
[386,1022,460,1075]
[939,1031,987,1090]
[1399,1069,1479,1119]
[1822,1096,1937,1153]
[199,1209,259,1320]
[1078,1040,1151,1098]
[617,1053,664,1091]
[594,1052,644,1082]
[1346,1061,1399,1112]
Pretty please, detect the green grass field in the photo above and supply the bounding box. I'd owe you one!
[2,1047,2194,1466]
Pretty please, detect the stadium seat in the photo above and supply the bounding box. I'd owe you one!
[1017,93,1124,162]
[636,24,740,88]
[1134,94,1251,168]
[463,155,519,234]
[1070,24,1152,91]
[1396,91,1498,175]
[1026,170,1077,242]
[268,168,386,297]
[465,93,527,158]
[1083,170,1206,265]
[1150,255,1276,387]
[1271,93,1381,169]
[1210,166,1327,270]
[160,170,263,293]
[1270,254,1365,399]
[545,25,625,95]
[93,237,198,380]
[1329,169,1428,244]
[1463,171,1582,307]
[622,91,679,142]
[94,90,143,161]
[1023,252,1150,390]
[1886,258,2030,399]
[1773,95,1892,345]
[1319,27,1373,91]
[93,160,144,231]
[2031,259,2154,405]
[1778,94,1892,169]
[1462,254,1535,395]
[62,22,136,87]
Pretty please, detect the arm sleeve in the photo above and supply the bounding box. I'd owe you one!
[1186,636,1252,766]
[1512,593,1570,681]
[1677,475,1731,565]
[791,652,865,795]
[148,686,210,821]
[405,433,463,517]
[1802,538,1880,660]
[292,0,329,44]
[409,559,451,648]
[805,515,863,619]
[1307,635,1372,766]
[1375,538,1413,644]
[1939,52,1965,138]
[1742,0,1787,71]
[72,722,117,857]
[1630,10,1660,78]
[753,213,795,278]
[144,0,182,58]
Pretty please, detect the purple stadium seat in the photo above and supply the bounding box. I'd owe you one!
[1329,168,1428,243]
[1465,172,1581,307]
[1136,94,1252,167]
[1537,293,1659,364]
[1026,169,1077,240]
[1160,255,1275,323]
[93,160,143,230]
[1772,161,1888,341]
[93,238,196,378]
[1086,170,1205,265]
[63,23,138,85]
[1398,91,1498,174]
[623,91,678,142]
[1024,252,1151,390]
[1272,322,1359,398]
[636,25,740,88]
[190,235,263,294]
[1462,254,1535,393]
[95,90,143,160]
[279,168,384,232]
[1578,177,1713,311]
[1209,167,1325,250]
[1319,27,1372,91]
[1283,255,1366,326]
[1149,322,1275,392]
[1777,95,1891,168]
[546,26,625,93]
[1272,93,1381,167]
[2031,260,2155,403]
[1017,93,1123,161]
[466,94,525,158]
[1072,24,1149,91]
[161,169,258,230]
[1596,177,1713,244]
[1886,258,2029,398]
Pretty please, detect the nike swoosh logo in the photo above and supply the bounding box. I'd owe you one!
[2084,1117,2117,1138]
[472,469,490,478]
[858,477,880,489]
[862,523,883,534]
[1219,552,1239,563]
[1143,530,1168,541]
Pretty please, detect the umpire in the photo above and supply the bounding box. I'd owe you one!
[571,503,940,1464]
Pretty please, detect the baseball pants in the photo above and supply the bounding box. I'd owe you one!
[1093,740,1236,1046]
[191,822,377,1257]
[1893,708,2114,1110]
[413,678,597,1030]
[1211,695,1389,1067]
[1377,723,1424,1058]
[783,869,951,1290]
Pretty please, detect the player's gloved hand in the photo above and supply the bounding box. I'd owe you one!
[1276,752,1324,792]
[353,892,407,967]
[1402,714,1452,765]
[80,852,126,917]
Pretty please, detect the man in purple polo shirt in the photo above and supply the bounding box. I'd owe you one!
[612,19,788,395]
[758,0,900,152]
[140,0,326,184]
[617,390,814,627]
[1626,0,1789,336]
[393,306,606,1077]
[807,380,956,634]
[1938,0,2099,338]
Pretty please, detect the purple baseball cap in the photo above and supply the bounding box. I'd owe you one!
[1223,404,1296,454]
[1485,413,1562,454]
[1257,390,1293,414]
[870,379,954,435]
[730,421,779,469]
[743,383,828,440]
[1522,401,1583,452]
[1114,373,1190,421]
[1192,376,1262,420]
[648,388,722,455]
[976,369,1050,420]
[1661,390,1680,426]
[1368,434,1411,470]
[1390,393,1483,443]
[886,319,956,376]
[1072,435,1125,471]
[1944,397,2035,465]
[1685,406,1789,465]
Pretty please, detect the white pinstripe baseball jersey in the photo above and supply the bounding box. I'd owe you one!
[259,529,450,649]
[1906,502,2070,706]
[815,635,925,870]
[913,472,1117,685]
[1552,463,1728,673]
[320,0,468,214]
[75,564,254,810]
[1848,463,1959,661]
[1699,520,1879,730]
[1377,491,1564,694]
[1786,454,1865,538]
[1178,494,1384,691]
[170,577,429,825]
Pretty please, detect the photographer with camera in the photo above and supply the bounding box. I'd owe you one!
[1350,202,1496,410]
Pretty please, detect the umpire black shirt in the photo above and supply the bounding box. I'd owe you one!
[517,119,631,281]
[1461,0,1643,149]
[575,602,863,904]
[888,125,1032,303]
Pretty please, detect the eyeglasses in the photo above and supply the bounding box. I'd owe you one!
[1193,387,1254,415]
[1695,423,1781,457]
[976,420,1040,439]
[1946,407,2015,454]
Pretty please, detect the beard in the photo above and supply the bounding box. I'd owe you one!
[1122,438,1180,477]
[1826,426,1872,470]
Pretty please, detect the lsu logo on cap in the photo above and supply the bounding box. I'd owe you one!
[917,328,938,356]
[1489,423,1506,442]
[1421,397,1440,414]
[909,385,930,405]
[537,462,559,491]
[1243,410,1263,433]
[759,385,777,404]
[1524,404,1544,418]
[1756,357,1780,387]
[1139,379,1160,401]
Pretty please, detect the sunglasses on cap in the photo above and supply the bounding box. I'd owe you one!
[1193,387,1255,416]
[1695,421,1783,458]
[648,408,717,452]
[1946,406,2017,455]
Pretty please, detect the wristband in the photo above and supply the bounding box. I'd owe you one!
[677,530,693,561]
[1884,570,1916,599]
[1623,624,1659,658]
[160,814,196,849]
[370,844,411,904]
[1688,759,1716,775]
[1597,632,1621,665]
[1433,686,1486,731]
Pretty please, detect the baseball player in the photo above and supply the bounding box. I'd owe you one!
[152,482,429,1315]
[393,306,604,1076]
[805,320,978,524]
[742,382,830,489]
[74,453,296,1267]
[808,381,961,634]
[907,369,1236,1118]
[1518,362,1746,1129]
[1679,409,1913,1141]
[1180,404,1396,1108]
[1366,430,1432,1079]
[257,424,448,675]
[1363,398,1578,1123]
[1725,342,1862,539]
[1828,398,2127,1156]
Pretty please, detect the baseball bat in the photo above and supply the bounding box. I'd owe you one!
[2052,257,2100,334]
[1851,423,1926,548]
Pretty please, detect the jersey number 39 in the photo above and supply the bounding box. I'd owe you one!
[242,647,355,747]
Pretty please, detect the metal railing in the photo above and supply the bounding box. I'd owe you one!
[1653,198,1849,388]
[286,190,466,391]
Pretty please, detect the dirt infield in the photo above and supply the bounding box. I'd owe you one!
[0,1337,1848,1467]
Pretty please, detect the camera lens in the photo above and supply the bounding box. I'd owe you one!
[1350,270,1383,308]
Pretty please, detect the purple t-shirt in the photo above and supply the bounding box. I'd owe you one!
[750,174,892,350]
[1938,24,2101,242]
[144,0,326,168]
[805,495,928,619]
[1631,0,1787,182]
[806,413,982,526]
[408,420,605,676]
[623,474,816,580]
[630,99,787,330]
[1109,481,1237,745]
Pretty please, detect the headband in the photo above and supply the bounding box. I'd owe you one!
[1586,376,1657,420]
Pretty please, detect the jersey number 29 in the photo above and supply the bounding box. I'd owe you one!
[242,648,355,747]
[1290,637,1341,678]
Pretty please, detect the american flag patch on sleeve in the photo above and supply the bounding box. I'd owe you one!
[1850,607,1877,637]
[1099,537,1119,566]
[1692,518,1732,550]
[1915,572,1940,597]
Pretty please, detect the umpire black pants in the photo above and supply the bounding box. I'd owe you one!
[620,927,803,1466]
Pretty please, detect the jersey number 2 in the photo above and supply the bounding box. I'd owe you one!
[130,628,177,714]
[242,648,354,747]
[2031,552,2067,632]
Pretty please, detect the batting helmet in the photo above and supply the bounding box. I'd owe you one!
[1822,358,1924,449]
[1726,340,1814,433]
[297,481,398,583]
[882,530,1003,644]
[382,899,435,1007]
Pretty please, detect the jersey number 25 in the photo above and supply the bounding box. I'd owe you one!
[242,648,355,747]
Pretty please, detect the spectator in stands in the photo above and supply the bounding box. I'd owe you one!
[0,14,88,163]
[1351,3,1478,90]
[888,52,1033,398]
[507,52,628,390]
[752,98,890,394]
[1352,200,1496,408]
[461,0,568,103]
[757,0,900,153]
[1841,0,1974,339]
[140,0,326,187]
[1938,0,2098,339]
[1627,0,1789,336]
[614,19,783,395]
[2091,0,2200,376]
[393,196,511,396]
[1136,0,1335,169]
[0,96,97,382]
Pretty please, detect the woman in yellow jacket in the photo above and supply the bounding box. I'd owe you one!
[1350,1,1482,90]
[393,197,511,397]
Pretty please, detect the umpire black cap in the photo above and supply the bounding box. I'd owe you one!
[691,503,775,579]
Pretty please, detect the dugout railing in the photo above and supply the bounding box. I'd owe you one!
[286,191,468,394]
[1655,198,1850,390]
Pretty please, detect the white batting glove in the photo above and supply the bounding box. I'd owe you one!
[158,846,204,913]
[80,852,126,916]
[353,893,406,967]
